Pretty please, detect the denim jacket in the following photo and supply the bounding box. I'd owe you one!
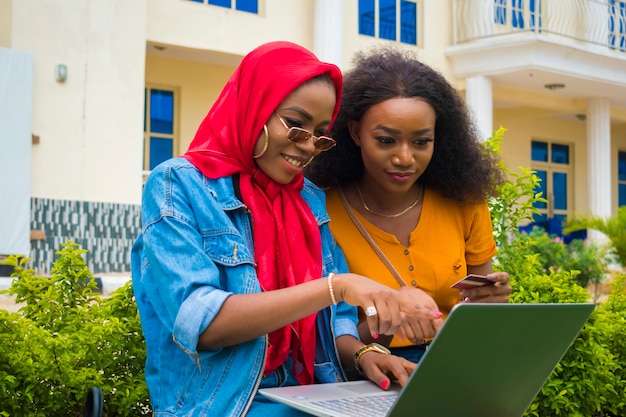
[131,157,358,417]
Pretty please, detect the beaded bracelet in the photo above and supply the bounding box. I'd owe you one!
[327,272,338,305]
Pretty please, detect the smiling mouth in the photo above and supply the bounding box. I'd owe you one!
[283,154,307,168]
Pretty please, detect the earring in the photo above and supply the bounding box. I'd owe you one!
[253,125,270,159]
[303,155,315,168]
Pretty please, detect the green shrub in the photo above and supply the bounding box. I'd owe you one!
[514,226,610,289]
[485,128,626,416]
[0,241,149,416]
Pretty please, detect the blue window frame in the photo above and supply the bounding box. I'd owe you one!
[144,87,176,174]
[618,151,626,206]
[400,0,417,44]
[511,0,524,28]
[358,0,417,45]
[379,0,397,41]
[609,0,626,51]
[494,0,540,30]
[529,140,572,237]
[494,0,506,25]
[187,0,258,14]
[359,0,375,36]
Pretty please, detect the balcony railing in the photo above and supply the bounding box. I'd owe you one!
[452,0,626,52]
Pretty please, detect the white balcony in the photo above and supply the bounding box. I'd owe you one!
[453,0,626,51]
[446,0,626,112]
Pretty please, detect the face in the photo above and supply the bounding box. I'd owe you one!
[254,80,337,184]
[349,97,436,194]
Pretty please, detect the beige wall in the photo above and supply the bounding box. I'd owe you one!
[0,0,11,47]
[147,0,316,57]
[12,0,147,204]
[145,54,237,155]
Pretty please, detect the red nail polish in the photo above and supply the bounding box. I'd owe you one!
[381,380,389,390]
[372,333,379,339]
[434,311,443,318]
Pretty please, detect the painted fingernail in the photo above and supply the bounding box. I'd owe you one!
[434,311,443,318]
[460,291,469,298]
[381,380,389,390]
[372,333,379,339]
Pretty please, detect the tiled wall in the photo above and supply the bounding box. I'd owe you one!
[29,198,141,275]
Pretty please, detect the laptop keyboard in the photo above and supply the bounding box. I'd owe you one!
[310,392,398,417]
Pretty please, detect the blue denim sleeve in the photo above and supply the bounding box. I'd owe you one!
[138,164,233,356]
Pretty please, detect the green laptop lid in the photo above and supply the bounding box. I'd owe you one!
[389,303,594,417]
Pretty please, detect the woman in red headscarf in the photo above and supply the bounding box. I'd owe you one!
[131,41,442,416]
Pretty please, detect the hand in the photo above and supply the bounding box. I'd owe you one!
[359,351,416,389]
[460,272,511,303]
[393,286,443,345]
[335,273,442,339]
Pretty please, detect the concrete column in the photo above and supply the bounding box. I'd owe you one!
[586,98,612,242]
[465,75,493,141]
[313,0,344,68]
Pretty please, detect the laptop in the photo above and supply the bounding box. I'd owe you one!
[259,302,595,417]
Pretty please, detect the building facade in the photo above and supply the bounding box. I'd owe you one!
[1,0,625,276]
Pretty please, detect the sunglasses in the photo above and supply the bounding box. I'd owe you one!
[275,112,336,151]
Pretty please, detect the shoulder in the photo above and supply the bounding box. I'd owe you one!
[144,158,239,209]
[302,178,330,224]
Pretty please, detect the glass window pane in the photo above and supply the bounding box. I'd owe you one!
[620,183,626,206]
[379,0,396,41]
[619,151,626,181]
[236,0,257,13]
[150,89,173,134]
[529,0,539,28]
[150,137,173,170]
[551,143,569,164]
[359,0,375,36]
[553,172,567,210]
[512,0,524,28]
[531,140,548,162]
[494,0,506,24]
[400,1,417,44]
[533,170,547,209]
[209,0,230,8]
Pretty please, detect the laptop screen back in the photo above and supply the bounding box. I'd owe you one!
[388,303,595,417]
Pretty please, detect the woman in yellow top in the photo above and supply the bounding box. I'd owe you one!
[305,46,512,363]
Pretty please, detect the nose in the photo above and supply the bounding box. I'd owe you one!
[391,144,414,167]
[293,129,319,154]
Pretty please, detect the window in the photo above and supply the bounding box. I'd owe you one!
[618,151,626,206]
[530,140,573,235]
[143,87,177,179]
[358,0,418,45]
[609,0,626,52]
[186,0,258,14]
[494,0,540,30]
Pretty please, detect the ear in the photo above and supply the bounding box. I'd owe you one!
[348,120,361,147]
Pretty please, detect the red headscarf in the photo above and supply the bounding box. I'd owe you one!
[183,41,342,385]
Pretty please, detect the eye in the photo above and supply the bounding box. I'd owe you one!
[375,136,396,145]
[315,128,331,137]
[283,116,303,129]
[414,138,434,146]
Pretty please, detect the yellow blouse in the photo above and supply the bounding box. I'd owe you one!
[326,187,497,347]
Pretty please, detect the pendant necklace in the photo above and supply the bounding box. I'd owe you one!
[355,183,423,218]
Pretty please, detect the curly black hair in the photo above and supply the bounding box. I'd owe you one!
[305,46,503,203]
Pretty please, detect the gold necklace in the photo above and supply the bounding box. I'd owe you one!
[355,183,423,218]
